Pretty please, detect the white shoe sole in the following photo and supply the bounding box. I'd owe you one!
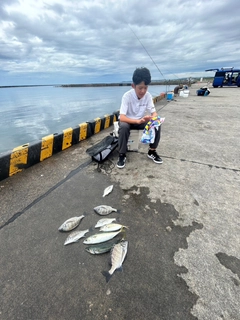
[117,158,126,168]
[147,154,163,164]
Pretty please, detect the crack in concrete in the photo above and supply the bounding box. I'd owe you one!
[0,159,92,230]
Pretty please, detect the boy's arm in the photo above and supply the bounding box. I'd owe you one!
[119,114,148,124]
[147,93,157,118]
[120,94,147,124]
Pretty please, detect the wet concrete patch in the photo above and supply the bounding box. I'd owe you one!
[119,185,203,319]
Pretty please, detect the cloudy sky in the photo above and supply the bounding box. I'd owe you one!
[1,0,240,86]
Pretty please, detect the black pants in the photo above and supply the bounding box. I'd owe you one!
[118,121,161,154]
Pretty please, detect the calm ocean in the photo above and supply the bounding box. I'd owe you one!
[0,84,174,154]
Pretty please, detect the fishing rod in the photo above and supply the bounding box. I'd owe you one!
[128,24,183,91]
[128,24,166,81]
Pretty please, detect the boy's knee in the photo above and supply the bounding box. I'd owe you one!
[119,122,129,128]
[119,122,130,132]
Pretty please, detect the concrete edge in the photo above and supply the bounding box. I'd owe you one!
[0,95,165,181]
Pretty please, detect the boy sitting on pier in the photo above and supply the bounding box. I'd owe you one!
[117,67,162,169]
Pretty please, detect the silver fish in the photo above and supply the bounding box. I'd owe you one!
[83,229,122,245]
[95,218,117,228]
[94,205,117,216]
[58,215,85,232]
[100,223,128,232]
[103,185,113,197]
[102,240,128,282]
[64,229,89,245]
[85,234,124,255]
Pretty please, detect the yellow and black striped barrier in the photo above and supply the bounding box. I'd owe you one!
[152,93,166,104]
[0,94,165,181]
[0,111,119,181]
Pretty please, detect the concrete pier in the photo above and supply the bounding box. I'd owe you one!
[0,84,239,320]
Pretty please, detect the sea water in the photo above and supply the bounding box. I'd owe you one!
[0,84,174,154]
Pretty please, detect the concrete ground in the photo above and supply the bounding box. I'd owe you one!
[0,83,239,320]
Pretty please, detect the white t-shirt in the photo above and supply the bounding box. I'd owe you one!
[120,89,156,119]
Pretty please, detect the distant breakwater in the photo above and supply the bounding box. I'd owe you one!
[0,80,187,89]
[60,81,186,88]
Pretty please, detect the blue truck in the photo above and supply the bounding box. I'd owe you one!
[205,67,240,88]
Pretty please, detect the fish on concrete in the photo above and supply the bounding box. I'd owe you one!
[58,215,85,232]
[85,234,124,255]
[100,223,128,232]
[64,229,89,245]
[94,205,117,216]
[102,240,128,283]
[102,185,113,197]
[83,229,122,245]
[95,218,117,228]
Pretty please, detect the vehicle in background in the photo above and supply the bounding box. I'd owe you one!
[205,67,240,88]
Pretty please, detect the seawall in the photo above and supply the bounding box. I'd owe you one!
[0,95,165,181]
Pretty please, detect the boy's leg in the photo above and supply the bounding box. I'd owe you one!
[148,126,163,164]
[117,122,131,169]
[117,122,147,168]
[118,122,147,154]
[149,125,161,149]
[118,122,131,154]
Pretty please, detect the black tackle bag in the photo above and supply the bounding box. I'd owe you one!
[196,87,210,96]
[86,135,118,163]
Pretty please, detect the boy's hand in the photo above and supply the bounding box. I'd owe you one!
[143,115,152,121]
[137,116,152,124]
[137,118,146,124]
[137,115,156,124]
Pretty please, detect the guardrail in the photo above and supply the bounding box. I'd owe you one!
[0,111,120,181]
[0,94,165,181]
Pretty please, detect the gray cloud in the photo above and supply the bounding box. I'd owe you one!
[0,0,240,85]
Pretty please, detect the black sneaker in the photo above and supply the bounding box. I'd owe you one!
[117,154,126,168]
[147,150,163,164]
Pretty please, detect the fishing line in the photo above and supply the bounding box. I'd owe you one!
[128,24,166,81]
[127,24,183,85]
